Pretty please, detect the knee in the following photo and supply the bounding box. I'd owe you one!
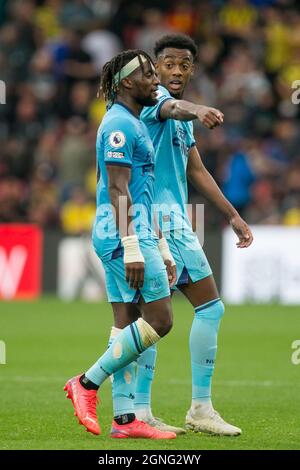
[158,314,173,337]
[150,306,173,338]
[214,299,225,320]
[208,299,225,320]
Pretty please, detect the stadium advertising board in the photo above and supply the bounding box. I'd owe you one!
[0,224,42,300]
[222,226,300,304]
[57,237,106,301]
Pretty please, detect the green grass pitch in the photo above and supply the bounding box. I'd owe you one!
[0,297,299,450]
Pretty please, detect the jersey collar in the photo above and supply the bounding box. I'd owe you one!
[115,101,140,120]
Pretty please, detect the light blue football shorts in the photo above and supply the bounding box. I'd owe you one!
[101,238,170,304]
[164,228,212,288]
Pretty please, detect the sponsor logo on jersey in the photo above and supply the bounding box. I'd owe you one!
[107,151,125,159]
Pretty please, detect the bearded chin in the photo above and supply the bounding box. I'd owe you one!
[136,96,158,107]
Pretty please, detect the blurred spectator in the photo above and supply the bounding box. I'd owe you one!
[33,129,58,175]
[57,81,91,120]
[221,146,257,215]
[134,9,174,55]
[166,1,199,37]
[58,0,94,29]
[82,21,121,72]
[245,178,281,224]
[219,0,257,40]
[27,48,57,107]
[87,0,120,22]
[0,0,300,233]
[13,91,43,141]
[50,28,97,86]
[0,0,8,27]
[0,176,27,222]
[60,186,95,235]
[283,197,300,226]
[57,117,94,199]
[85,164,97,199]
[220,48,271,106]
[62,28,97,84]
[88,94,107,128]
[264,7,291,74]
[110,1,145,48]
[28,162,59,228]
[0,22,32,82]
[34,0,62,40]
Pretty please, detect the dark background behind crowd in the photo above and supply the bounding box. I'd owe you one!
[1,0,300,235]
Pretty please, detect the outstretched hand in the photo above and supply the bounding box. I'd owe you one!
[196,106,224,129]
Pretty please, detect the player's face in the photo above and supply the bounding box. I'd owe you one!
[132,61,160,107]
[156,48,194,99]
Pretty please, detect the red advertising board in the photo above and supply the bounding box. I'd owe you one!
[0,224,43,300]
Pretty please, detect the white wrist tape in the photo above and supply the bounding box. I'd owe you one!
[158,237,176,266]
[121,235,144,264]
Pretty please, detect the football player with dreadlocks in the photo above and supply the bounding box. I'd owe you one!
[64,50,177,440]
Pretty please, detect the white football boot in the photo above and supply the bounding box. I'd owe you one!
[135,409,186,435]
[185,404,242,436]
[142,416,186,435]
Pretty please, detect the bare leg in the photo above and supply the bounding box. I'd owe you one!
[111,302,140,329]
[178,274,219,306]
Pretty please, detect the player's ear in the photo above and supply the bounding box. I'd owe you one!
[121,77,133,90]
[155,56,163,71]
[190,63,195,77]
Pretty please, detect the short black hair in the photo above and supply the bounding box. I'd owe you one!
[154,34,198,60]
[99,49,154,105]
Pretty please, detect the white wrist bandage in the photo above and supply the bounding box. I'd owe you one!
[158,237,176,266]
[121,235,144,264]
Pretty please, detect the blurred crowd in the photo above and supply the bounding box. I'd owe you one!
[0,0,300,235]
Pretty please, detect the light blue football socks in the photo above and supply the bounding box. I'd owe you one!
[106,298,225,418]
[85,318,160,387]
[134,344,157,418]
[108,329,157,419]
[133,299,224,414]
[108,327,138,416]
[190,298,224,409]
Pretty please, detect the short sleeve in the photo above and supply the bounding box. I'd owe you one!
[186,121,196,150]
[141,86,173,123]
[102,120,136,167]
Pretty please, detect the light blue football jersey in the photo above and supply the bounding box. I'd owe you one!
[93,102,157,261]
[141,85,196,232]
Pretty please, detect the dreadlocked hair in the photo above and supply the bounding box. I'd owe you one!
[98,49,154,105]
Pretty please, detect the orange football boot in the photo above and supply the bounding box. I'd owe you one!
[111,418,176,439]
[64,375,100,435]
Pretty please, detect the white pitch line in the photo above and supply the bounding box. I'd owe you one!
[0,376,299,387]
[169,378,300,387]
[0,376,66,383]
